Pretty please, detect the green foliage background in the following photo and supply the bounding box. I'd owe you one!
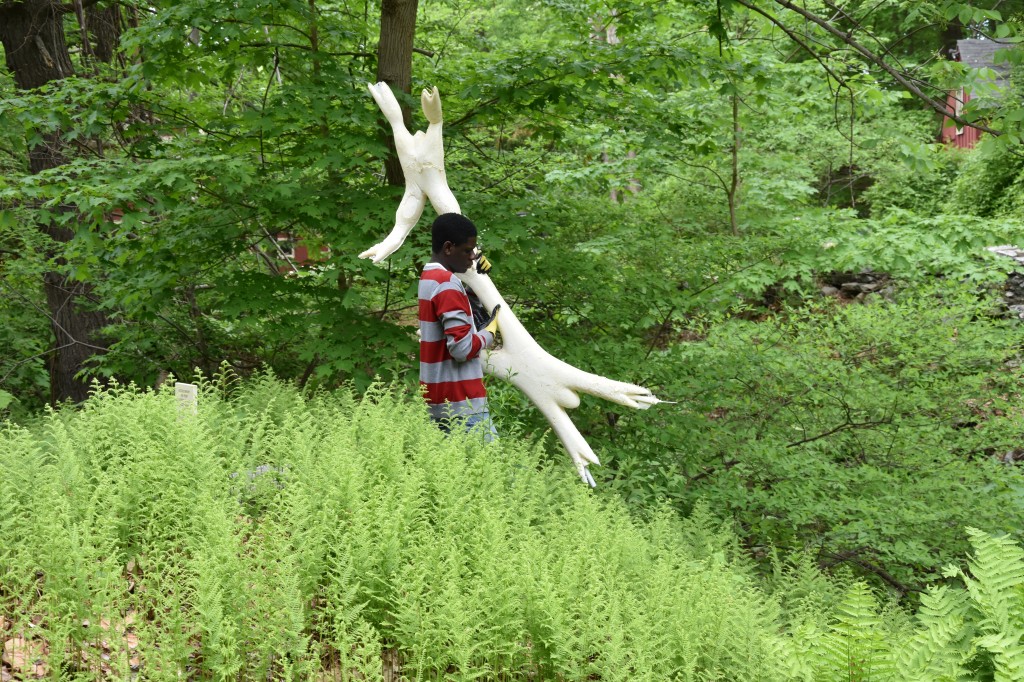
[2,0,1024,652]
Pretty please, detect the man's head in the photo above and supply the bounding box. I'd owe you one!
[431,213,478,273]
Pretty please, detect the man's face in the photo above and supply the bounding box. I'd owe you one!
[443,235,478,273]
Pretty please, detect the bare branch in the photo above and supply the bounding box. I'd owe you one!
[734,0,849,89]
[58,0,103,13]
[819,547,923,594]
[238,42,373,58]
[769,0,1003,136]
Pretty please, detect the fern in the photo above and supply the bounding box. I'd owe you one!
[957,528,1024,681]
[898,585,974,681]
[22,376,1024,680]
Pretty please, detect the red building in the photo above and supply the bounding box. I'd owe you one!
[940,39,1013,149]
[275,233,329,272]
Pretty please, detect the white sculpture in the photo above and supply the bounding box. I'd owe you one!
[361,84,458,263]
[459,268,660,485]
[362,82,661,485]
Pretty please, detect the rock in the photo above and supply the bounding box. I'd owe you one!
[821,285,840,296]
[988,245,1024,261]
[984,247,1024,321]
[841,281,882,294]
[825,270,882,287]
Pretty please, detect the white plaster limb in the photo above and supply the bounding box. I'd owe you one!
[457,268,660,484]
[361,82,662,485]
[360,84,460,263]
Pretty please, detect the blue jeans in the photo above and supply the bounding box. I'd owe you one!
[436,410,497,442]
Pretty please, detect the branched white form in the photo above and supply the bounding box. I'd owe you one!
[458,268,660,485]
[361,84,460,262]
[362,82,662,485]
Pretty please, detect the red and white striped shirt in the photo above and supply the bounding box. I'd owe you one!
[418,263,494,421]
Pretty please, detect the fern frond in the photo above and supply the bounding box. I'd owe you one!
[962,528,1024,682]
[897,585,973,681]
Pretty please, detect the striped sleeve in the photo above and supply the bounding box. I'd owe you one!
[432,284,492,361]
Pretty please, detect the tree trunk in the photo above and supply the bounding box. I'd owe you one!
[43,270,109,403]
[941,19,963,60]
[375,0,419,186]
[86,3,123,64]
[728,93,741,235]
[0,0,110,404]
[592,10,640,203]
[0,1,75,89]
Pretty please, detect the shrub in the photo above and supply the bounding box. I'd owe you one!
[590,281,1024,587]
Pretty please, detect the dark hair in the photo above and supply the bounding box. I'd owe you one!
[431,213,477,252]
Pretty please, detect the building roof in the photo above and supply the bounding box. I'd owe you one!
[955,39,1014,88]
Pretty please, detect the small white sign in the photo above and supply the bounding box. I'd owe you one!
[175,382,198,416]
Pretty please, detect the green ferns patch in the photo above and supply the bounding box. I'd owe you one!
[0,376,1023,680]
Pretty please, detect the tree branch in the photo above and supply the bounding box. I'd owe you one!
[734,0,848,89]
[820,0,908,72]
[786,415,890,448]
[819,547,923,594]
[768,0,1003,136]
[238,42,373,58]
[58,0,103,13]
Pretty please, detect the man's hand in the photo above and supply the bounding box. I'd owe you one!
[476,253,493,275]
[482,304,500,334]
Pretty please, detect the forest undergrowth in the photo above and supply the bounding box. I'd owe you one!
[3,375,1024,681]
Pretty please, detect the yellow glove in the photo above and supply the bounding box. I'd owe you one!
[483,305,500,335]
[476,253,493,275]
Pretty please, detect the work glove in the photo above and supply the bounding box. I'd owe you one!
[476,253,493,275]
[484,307,500,334]
[469,295,488,328]
[481,304,501,335]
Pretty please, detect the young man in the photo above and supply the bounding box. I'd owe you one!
[418,213,500,437]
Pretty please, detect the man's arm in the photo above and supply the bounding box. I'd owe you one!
[433,286,493,362]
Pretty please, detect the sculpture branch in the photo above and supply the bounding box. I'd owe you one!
[360,83,459,262]
[362,81,662,484]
